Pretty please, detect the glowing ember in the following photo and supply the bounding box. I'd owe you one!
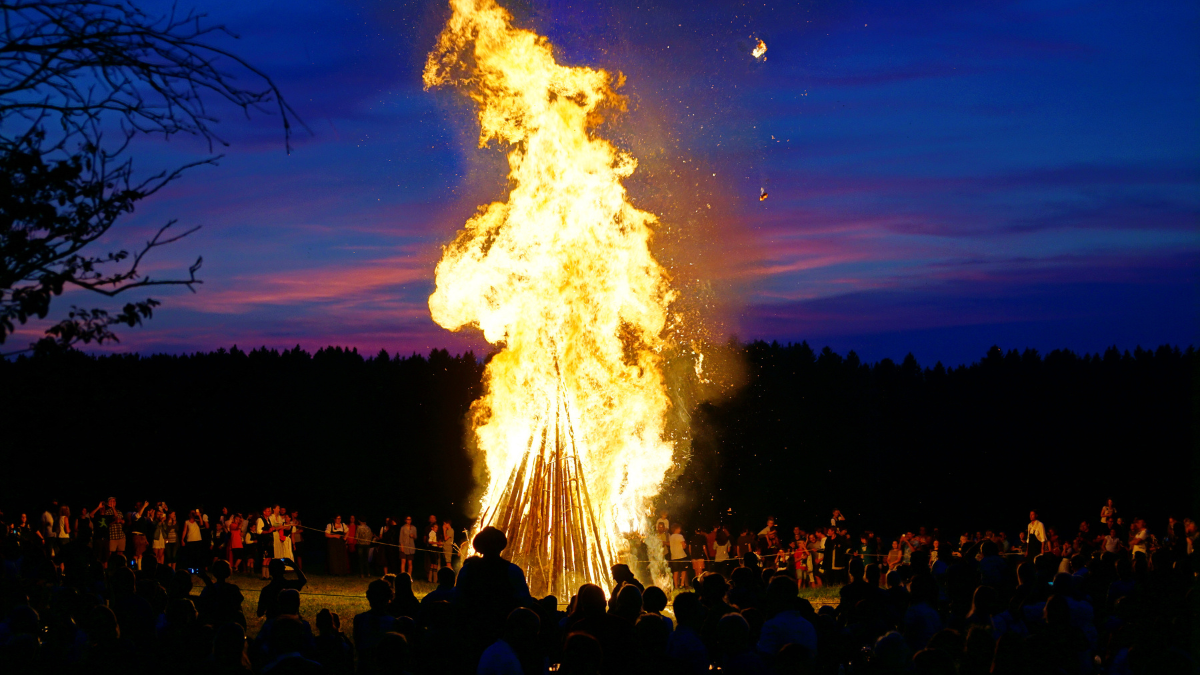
[752,38,768,59]
[759,187,769,201]
[424,0,677,596]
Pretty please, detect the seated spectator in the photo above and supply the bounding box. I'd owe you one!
[354,579,398,674]
[257,558,307,620]
[421,565,457,607]
[609,583,643,622]
[609,563,643,595]
[211,622,254,675]
[756,575,817,661]
[667,592,709,675]
[641,585,673,633]
[259,616,322,674]
[478,607,541,675]
[565,583,635,674]
[198,559,246,628]
[632,612,673,675]
[717,613,766,673]
[373,632,411,675]
[560,631,603,675]
[386,572,421,620]
[312,609,354,675]
[903,575,943,651]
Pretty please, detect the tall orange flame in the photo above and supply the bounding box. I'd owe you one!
[424,0,677,595]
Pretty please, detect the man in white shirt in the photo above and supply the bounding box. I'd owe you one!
[669,525,688,590]
[1027,511,1047,559]
[1129,519,1149,555]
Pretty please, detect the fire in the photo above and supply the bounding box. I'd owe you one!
[424,0,677,595]
[752,38,767,59]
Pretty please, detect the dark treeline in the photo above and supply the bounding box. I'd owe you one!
[679,342,1196,538]
[2,342,1194,538]
[0,345,485,527]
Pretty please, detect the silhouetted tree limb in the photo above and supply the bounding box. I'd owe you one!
[0,0,307,353]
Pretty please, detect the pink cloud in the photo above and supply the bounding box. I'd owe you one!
[173,257,432,314]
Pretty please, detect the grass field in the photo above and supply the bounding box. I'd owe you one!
[225,573,842,638]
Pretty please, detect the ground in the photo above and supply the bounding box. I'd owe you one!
[228,573,843,638]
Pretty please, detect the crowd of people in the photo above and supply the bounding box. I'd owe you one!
[3,500,462,583]
[0,497,1195,674]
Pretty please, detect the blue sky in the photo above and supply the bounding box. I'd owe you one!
[21,0,1197,366]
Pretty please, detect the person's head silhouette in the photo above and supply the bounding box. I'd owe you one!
[473,526,507,558]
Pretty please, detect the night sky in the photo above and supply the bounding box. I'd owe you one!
[24,0,1197,367]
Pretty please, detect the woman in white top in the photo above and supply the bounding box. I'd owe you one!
[712,530,731,577]
[1100,499,1116,524]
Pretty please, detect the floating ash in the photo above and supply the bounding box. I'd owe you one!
[752,38,767,60]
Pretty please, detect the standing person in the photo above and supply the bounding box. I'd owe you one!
[243,514,257,576]
[398,516,417,576]
[758,516,777,538]
[713,528,732,577]
[1129,519,1150,556]
[152,510,167,565]
[273,507,294,562]
[1100,499,1116,528]
[381,517,399,575]
[266,505,285,563]
[831,509,847,530]
[812,529,828,586]
[53,505,71,570]
[213,522,230,568]
[183,510,204,570]
[41,501,57,545]
[256,507,272,579]
[75,506,94,561]
[355,518,374,578]
[669,525,689,589]
[689,528,708,578]
[228,514,244,569]
[1027,510,1047,560]
[326,515,350,575]
[12,514,36,553]
[655,521,669,561]
[129,501,152,568]
[425,514,439,576]
[736,527,756,559]
[165,511,179,569]
[345,516,360,575]
[441,518,455,571]
[92,497,125,562]
[793,537,809,587]
[426,520,441,582]
[806,533,823,588]
[827,528,848,585]
[886,540,903,572]
[290,510,304,570]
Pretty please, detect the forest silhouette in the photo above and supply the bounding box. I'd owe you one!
[2,341,1191,534]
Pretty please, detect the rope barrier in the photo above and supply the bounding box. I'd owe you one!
[242,521,1031,566]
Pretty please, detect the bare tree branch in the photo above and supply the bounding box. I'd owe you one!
[0,1,303,350]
